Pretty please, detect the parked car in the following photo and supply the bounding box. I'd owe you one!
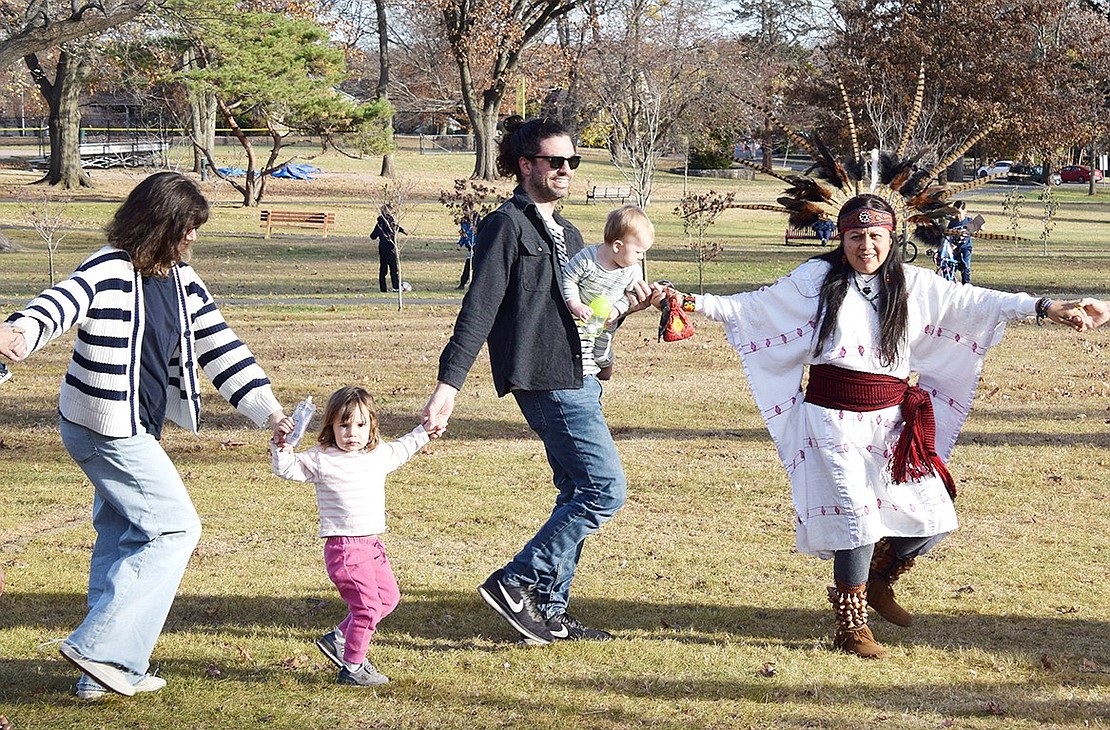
[977,160,1015,178]
[1007,163,1061,185]
[1058,165,1103,184]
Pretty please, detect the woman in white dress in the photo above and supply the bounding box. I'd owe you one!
[668,193,1090,658]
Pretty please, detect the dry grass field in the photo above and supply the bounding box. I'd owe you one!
[0,147,1107,729]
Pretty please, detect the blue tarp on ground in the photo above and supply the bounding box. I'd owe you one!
[271,163,321,180]
[216,164,322,179]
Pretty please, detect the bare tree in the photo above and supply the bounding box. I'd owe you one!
[0,0,150,69]
[434,0,584,179]
[673,190,734,293]
[24,192,72,284]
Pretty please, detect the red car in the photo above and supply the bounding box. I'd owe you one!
[1058,165,1104,184]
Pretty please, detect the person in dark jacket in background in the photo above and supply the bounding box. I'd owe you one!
[421,116,658,646]
[370,205,407,292]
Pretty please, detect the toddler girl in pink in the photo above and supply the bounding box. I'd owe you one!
[271,386,429,687]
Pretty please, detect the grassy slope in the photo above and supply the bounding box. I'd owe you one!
[0,150,1107,729]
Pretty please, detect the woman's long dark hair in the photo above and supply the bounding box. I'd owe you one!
[106,172,210,277]
[811,194,909,367]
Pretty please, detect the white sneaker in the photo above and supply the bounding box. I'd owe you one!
[76,674,166,700]
[59,642,136,697]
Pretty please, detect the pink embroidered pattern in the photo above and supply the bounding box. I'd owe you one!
[741,319,817,355]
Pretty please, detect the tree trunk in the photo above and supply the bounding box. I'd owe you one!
[475,94,502,180]
[184,46,217,175]
[453,49,501,181]
[26,51,91,189]
[1088,139,1097,196]
[374,0,396,179]
[190,91,216,175]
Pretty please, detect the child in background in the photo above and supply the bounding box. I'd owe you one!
[562,205,654,379]
[271,386,429,687]
[946,200,974,285]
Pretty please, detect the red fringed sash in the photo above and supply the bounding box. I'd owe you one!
[805,364,956,499]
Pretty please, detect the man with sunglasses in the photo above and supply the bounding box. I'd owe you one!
[423,116,657,646]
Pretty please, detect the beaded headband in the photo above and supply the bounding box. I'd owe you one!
[837,207,895,232]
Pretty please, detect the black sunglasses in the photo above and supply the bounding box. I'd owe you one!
[526,154,582,170]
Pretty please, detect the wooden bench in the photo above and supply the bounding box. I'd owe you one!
[784,226,835,246]
[260,210,336,239]
[586,185,632,204]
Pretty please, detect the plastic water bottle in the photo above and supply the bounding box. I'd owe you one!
[583,297,611,336]
[285,396,316,448]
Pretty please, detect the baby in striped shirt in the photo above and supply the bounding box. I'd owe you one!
[272,385,429,688]
[561,205,654,379]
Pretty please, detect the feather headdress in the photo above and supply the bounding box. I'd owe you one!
[737,64,1008,248]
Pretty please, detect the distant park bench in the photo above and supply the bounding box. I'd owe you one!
[784,226,833,246]
[260,210,336,239]
[585,185,632,204]
[29,140,169,170]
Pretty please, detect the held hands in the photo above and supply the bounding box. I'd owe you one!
[268,410,294,446]
[651,281,686,309]
[0,324,26,361]
[1049,300,1098,332]
[1076,298,1110,330]
[624,280,666,314]
[422,382,457,439]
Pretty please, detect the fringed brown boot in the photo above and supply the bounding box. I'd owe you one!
[867,538,915,627]
[828,582,888,659]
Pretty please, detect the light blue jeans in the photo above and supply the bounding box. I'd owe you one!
[60,417,201,679]
[509,377,626,618]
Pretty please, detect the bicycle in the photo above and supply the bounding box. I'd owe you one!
[899,235,918,263]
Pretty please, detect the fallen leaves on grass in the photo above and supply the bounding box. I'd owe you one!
[1080,658,1105,673]
[281,655,307,670]
[0,715,11,730]
[206,663,223,678]
[757,662,776,677]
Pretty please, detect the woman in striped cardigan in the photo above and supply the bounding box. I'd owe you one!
[0,172,287,700]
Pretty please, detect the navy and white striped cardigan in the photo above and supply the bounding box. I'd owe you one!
[6,246,281,438]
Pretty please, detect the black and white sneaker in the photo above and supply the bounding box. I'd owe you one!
[315,629,345,669]
[522,612,613,645]
[478,569,554,645]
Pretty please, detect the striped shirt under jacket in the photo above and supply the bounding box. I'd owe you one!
[5,246,281,438]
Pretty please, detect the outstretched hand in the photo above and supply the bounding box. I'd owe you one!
[624,280,666,314]
[1076,298,1110,330]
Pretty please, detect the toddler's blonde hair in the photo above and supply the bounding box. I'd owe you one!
[603,205,653,245]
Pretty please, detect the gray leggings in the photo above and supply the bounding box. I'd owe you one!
[832,537,935,587]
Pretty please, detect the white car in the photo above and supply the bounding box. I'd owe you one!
[977,160,1015,178]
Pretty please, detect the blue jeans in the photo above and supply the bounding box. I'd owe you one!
[956,240,973,284]
[508,377,626,617]
[60,418,202,678]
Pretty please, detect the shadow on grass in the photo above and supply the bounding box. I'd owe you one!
[4,588,1107,661]
[1,588,1107,723]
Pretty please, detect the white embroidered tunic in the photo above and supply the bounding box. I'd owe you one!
[699,260,1038,557]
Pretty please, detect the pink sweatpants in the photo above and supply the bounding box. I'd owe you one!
[323,535,400,664]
